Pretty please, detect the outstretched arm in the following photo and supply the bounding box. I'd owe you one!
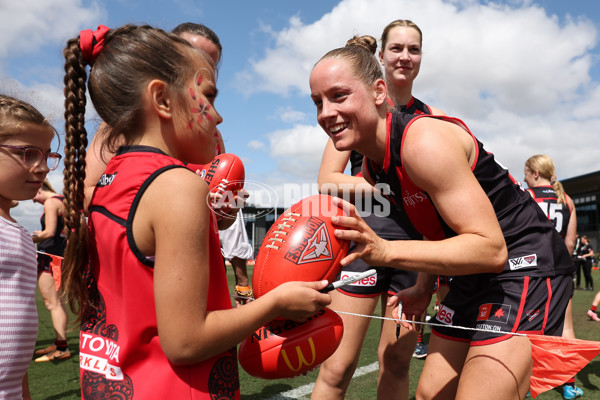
[135,168,331,365]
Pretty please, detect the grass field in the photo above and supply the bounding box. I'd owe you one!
[28,266,600,399]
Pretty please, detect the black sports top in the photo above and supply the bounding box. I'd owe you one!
[364,111,574,277]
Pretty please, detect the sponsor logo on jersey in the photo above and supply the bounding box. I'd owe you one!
[436,304,454,325]
[477,303,511,324]
[526,309,540,322]
[339,270,377,287]
[284,217,333,264]
[475,323,502,332]
[402,189,428,208]
[97,172,117,187]
[508,254,538,270]
[80,332,123,380]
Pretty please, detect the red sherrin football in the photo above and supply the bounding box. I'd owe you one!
[252,194,349,299]
[188,153,245,194]
[238,308,344,379]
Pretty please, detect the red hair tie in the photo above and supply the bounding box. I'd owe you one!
[80,25,110,65]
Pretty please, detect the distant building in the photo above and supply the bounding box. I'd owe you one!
[562,170,600,249]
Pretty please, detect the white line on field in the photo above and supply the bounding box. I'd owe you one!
[265,361,379,400]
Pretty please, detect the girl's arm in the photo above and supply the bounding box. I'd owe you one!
[333,118,507,276]
[32,198,61,242]
[135,168,330,365]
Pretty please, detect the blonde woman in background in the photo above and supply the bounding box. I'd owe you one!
[524,154,582,399]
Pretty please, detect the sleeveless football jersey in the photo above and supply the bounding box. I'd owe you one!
[347,97,431,240]
[82,146,239,399]
[37,195,66,256]
[364,112,573,278]
[527,186,571,238]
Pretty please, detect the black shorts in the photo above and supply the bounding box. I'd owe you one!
[37,253,53,275]
[431,273,572,345]
[336,242,417,297]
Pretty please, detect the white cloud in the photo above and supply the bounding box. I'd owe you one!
[0,0,103,58]
[276,106,308,123]
[267,124,329,180]
[240,0,599,181]
[247,140,266,151]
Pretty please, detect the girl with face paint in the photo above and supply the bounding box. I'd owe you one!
[62,24,331,400]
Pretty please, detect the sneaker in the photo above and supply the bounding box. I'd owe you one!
[34,344,57,355]
[413,342,428,359]
[35,349,71,363]
[563,385,583,399]
[587,310,600,321]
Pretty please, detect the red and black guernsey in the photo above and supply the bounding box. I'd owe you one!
[364,112,574,278]
[527,186,571,238]
[82,145,239,400]
[348,97,431,240]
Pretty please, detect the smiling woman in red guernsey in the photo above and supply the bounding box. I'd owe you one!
[309,37,574,400]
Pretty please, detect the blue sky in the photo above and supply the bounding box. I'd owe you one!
[1,0,599,232]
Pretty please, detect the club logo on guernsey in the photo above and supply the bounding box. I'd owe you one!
[79,332,123,380]
[284,217,333,264]
[508,254,538,270]
[97,172,117,187]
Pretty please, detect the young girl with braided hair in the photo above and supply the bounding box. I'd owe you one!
[61,24,331,399]
[0,94,61,400]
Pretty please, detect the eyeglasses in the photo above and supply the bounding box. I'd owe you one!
[0,143,62,171]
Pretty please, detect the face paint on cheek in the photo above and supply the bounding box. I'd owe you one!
[189,87,197,100]
[189,100,213,129]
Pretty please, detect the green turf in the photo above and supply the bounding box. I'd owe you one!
[28,266,600,399]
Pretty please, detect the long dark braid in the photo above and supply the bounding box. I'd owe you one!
[61,25,204,320]
[61,36,91,319]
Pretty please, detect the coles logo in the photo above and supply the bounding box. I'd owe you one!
[339,270,377,287]
[436,304,454,325]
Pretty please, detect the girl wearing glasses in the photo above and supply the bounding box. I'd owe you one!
[31,179,70,362]
[0,94,60,400]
